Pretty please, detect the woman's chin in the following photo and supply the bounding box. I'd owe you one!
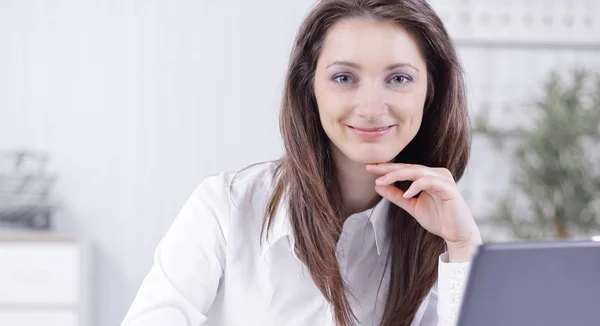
[350,152,397,165]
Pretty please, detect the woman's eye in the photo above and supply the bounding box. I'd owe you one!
[333,74,353,84]
[389,74,412,85]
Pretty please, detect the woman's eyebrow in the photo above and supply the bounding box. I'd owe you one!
[326,60,420,72]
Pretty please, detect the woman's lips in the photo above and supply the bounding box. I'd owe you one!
[347,125,395,138]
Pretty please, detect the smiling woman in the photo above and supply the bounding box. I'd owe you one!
[121,1,480,326]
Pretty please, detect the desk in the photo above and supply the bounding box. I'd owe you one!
[0,232,84,326]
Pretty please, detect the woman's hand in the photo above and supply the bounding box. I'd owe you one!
[366,162,482,262]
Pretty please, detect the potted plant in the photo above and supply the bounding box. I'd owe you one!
[474,69,600,240]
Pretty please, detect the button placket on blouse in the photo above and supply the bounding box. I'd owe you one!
[338,215,372,275]
[336,223,352,274]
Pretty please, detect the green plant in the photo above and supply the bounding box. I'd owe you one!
[474,69,600,240]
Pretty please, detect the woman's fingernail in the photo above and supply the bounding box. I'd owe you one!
[403,189,412,198]
[375,178,384,185]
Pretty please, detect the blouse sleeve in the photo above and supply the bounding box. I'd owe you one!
[437,252,471,325]
[421,252,471,326]
[121,175,230,326]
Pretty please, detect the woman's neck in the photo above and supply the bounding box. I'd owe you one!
[332,146,381,217]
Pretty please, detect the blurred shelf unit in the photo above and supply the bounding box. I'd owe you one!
[429,0,600,49]
[0,150,57,230]
[0,232,86,326]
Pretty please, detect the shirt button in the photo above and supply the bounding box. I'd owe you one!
[451,306,460,316]
[452,281,463,290]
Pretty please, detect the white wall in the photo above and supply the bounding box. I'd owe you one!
[1,1,599,325]
[0,1,315,325]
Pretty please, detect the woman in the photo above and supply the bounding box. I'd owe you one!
[122,0,481,325]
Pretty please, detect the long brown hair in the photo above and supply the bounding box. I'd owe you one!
[263,0,470,325]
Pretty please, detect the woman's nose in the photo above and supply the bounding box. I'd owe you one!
[354,85,388,121]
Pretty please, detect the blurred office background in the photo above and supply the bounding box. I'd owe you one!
[0,0,599,325]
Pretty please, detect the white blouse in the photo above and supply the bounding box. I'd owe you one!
[121,162,470,326]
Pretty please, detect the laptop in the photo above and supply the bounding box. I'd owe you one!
[457,240,600,326]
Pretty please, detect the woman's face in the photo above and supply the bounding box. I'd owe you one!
[314,18,428,164]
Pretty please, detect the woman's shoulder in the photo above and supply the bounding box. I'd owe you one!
[193,160,281,210]
[182,161,281,246]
